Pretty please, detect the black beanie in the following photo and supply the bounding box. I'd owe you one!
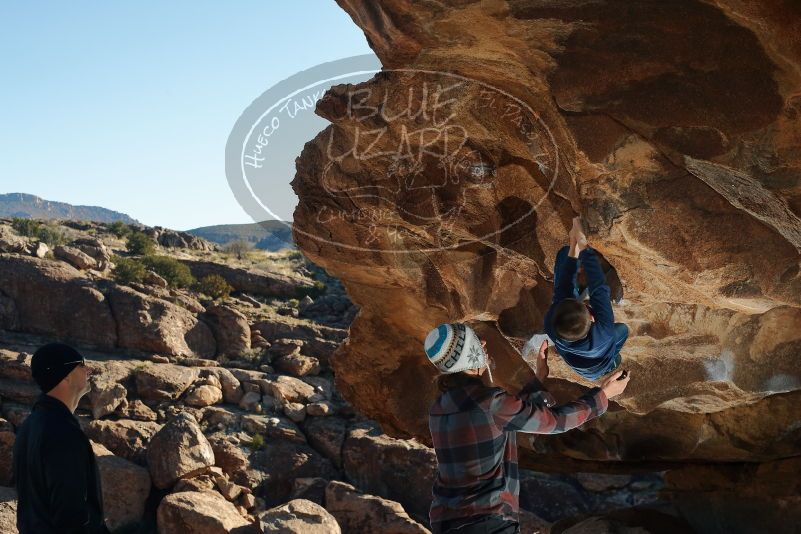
[31,342,85,393]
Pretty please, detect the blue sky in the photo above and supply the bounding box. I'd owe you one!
[0,1,375,230]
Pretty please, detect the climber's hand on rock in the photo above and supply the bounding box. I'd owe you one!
[569,217,588,256]
[600,369,630,399]
[535,339,549,383]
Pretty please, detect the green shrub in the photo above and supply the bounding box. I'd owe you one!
[35,224,67,247]
[248,434,264,451]
[141,256,195,288]
[295,280,326,299]
[11,218,66,246]
[286,249,304,261]
[126,231,156,255]
[113,256,147,285]
[195,274,233,300]
[108,221,131,238]
[287,298,300,308]
[11,217,40,237]
[239,347,264,364]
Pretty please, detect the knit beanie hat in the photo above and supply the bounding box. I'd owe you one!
[31,342,85,393]
[424,323,493,382]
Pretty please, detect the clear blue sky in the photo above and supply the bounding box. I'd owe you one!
[0,1,375,230]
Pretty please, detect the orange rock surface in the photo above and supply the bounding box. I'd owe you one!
[291,0,801,469]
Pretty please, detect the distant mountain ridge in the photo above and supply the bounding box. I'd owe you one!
[186,220,295,251]
[0,193,139,224]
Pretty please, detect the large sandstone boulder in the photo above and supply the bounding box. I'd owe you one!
[0,225,27,253]
[200,367,243,404]
[202,303,251,357]
[0,486,17,534]
[71,236,112,270]
[325,481,430,534]
[251,440,339,506]
[53,244,98,270]
[91,442,151,531]
[146,412,215,490]
[156,490,255,534]
[108,285,216,357]
[342,423,437,523]
[303,416,347,468]
[186,384,223,407]
[0,254,116,349]
[135,363,198,401]
[85,419,161,465]
[178,259,313,298]
[291,0,801,468]
[87,360,137,419]
[266,375,316,403]
[259,499,341,534]
[0,420,14,486]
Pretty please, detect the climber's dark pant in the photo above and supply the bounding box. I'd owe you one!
[435,514,520,534]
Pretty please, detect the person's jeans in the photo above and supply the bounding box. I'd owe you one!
[435,514,520,534]
[554,245,580,299]
[610,322,629,369]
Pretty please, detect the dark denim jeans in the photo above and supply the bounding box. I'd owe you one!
[434,515,520,534]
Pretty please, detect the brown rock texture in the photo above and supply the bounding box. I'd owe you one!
[0,255,117,349]
[146,412,215,490]
[156,490,255,534]
[290,0,801,475]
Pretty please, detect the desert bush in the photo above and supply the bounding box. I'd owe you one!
[295,280,326,299]
[126,231,156,255]
[113,256,147,285]
[108,220,131,238]
[141,255,195,288]
[247,434,264,451]
[195,274,233,300]
[11,217,66,246]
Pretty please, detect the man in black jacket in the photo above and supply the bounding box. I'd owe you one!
[13,342,108,534]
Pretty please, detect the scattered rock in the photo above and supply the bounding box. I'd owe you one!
[0,486,18,534]
[343,423,437,523]
[146,412,215,489]
[156,490,256,534]
[135,363,198,401]
[326,481,430,534]
[284,402,306,423]
[268,375,316,403]
[53,245,98,270]
[0,255,117,349]
[84,419,161,465]
[109,285,216,357]
[303,416,347,468]
[274,354,321,377]
[144,270,169,288]
[203,303,251,357]
[307,401,335,417]
[91,441,151,532]
[260,499,341,534]
[186,384,223,407]
[251,441,338,505]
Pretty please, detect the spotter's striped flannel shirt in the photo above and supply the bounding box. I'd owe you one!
[428,377,608,529]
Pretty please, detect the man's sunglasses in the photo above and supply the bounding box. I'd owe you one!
[44,359,86,370]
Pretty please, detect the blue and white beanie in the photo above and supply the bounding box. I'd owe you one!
[424,323,493,382]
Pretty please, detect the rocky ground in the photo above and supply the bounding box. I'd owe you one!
[0,218,672,533]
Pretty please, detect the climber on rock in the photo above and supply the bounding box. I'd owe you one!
[543,216,629,381]
[424,322,629,533]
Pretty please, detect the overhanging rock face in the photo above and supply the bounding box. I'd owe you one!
[291,0,801,467]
